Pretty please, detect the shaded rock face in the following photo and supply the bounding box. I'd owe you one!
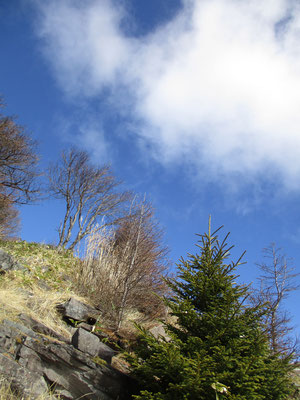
[0,316,133,399]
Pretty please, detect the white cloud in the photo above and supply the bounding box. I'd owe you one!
[35,0,131,96]
[34,0,300,189]
[55,115,110,163]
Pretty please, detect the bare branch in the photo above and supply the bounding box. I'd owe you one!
[0,100,39,204]
[0,99,39,238]
[0,191,20,239]
[254,243,300,358]
[48,148,129,250]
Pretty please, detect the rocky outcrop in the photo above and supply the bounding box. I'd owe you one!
[18,313,68,342]
[0,249,25,274]
[0,353,50,399]
[0,302,134,399]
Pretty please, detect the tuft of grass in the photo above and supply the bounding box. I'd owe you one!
[0,377,59,400]
[92,356,107,366]
[0,380,16,400]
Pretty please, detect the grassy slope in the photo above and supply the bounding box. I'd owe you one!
[0,239,137,398]
[0,240,89,338]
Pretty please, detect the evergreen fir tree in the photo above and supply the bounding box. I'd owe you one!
[127,221,294,399]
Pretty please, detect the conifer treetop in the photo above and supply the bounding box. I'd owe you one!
[128,220,295,400]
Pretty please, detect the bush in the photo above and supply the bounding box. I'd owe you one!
[74,199,169,332]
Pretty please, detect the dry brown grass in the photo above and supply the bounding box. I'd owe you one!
[0,279,75,338]
[0,379,17,400]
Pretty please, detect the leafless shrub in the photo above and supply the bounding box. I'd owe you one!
[75,197,169,332]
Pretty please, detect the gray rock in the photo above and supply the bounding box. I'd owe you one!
[2,318,38,339]
[18,313,68,342]
[0,248,14,272]
[0,353,49,399]
[23,335,129,399]
[72,327,102,357]
[67,325,78,335]
[0,322,22,355]
[57,297,99,323]
[72,328,116,363]
[149,324,171,341]
[0,319,132,399]
[97,341,117,365]
[0,248,25,273]
[18,344,44,373]
[78,322,94,332]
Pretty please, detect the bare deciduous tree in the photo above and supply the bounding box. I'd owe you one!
[0,99,39,238]
[255,244,299,357]
[48,148,129,250]
[76,197,169,332]
[0,100,39,204]
[111,198,169,331]
[0,191,20,239]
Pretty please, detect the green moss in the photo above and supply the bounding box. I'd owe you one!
[92,356,107,366]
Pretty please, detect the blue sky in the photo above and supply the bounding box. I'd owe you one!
[1,0,300,339]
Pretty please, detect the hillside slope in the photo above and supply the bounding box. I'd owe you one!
[0,240,135,399]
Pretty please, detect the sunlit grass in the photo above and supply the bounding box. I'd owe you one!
[0,240,89,338]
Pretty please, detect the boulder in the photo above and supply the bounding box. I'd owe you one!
[72,328,116,363]
[72,327,102,357]
[57,297,99,324]
[97,341,117,364]
[0,318,38,341]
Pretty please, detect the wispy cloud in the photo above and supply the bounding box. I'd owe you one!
[54,114,111,163]
[34,0,300,190]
